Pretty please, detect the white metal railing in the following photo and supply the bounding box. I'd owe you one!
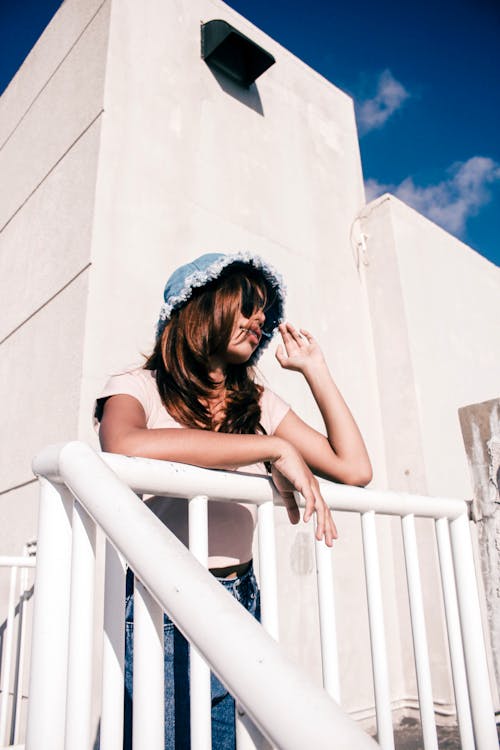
[0,547,35,750]
[24,441,499,750]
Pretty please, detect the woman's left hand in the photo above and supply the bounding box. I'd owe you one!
[270,458,338,547]
[275,323,326,375]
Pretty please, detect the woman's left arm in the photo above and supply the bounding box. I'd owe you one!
[274,323,373,487]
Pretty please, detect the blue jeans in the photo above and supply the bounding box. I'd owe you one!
[124,566,260,750]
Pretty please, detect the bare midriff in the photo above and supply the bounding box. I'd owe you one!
[209,559,252,580]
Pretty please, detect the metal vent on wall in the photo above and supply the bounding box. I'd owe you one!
[201,19,275,88]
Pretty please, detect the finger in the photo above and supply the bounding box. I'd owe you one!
[324,510,338,547]
[325,528,333,547]
[327,508,338,539]
[279,322,293,341]
[278,324,294,357]
[314,514,333,547]
[313,493,326,543]
[281,322,304,347]
[286,323,306,347]
[280,323,297,351]
[330,518,338,542]
[281,491,300,525]
[299,328,314,342]
[302,491,316,524]
[275,344,287,366]
[304,483,329,543]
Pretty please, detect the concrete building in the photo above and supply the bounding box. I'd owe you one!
[1,0,499,743]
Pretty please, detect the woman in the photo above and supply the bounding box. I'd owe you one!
[95,251,371,749]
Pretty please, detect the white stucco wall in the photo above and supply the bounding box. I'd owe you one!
[0,0,110,531]
[0,10,111,741]
[392,199,499,499]
[2,0,498,737]
[361,194,500,500]
[0,2,111,739]
[360,193,500,712]
[76,0,390,719]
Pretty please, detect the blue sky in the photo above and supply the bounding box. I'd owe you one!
[1,0,499,266]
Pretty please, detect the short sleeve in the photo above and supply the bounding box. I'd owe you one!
[259,387,290,435]
[94,370,152,426]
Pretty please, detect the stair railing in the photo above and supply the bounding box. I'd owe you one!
[26,441,498,750]
[0,547,35,749]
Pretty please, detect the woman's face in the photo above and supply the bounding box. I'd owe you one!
[224,307,266,365]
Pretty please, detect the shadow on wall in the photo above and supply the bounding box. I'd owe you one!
[206,66,265,116]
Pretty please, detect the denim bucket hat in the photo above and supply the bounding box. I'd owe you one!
[157,252,286,362]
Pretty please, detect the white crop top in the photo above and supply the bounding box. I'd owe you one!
[95,368,290,567]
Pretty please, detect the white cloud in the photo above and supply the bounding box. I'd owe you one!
[364,157,500,236]
[364,177,390,202]
[356,70,410,135]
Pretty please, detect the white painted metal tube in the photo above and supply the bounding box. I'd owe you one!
[361,512,394,750]
[0,556,36,567]
[64,501,97,750]
[0,551,34,744]
[314,521,341,703]
[133,579,164,750]
[25,478,73,750]
[35,442,378,750]
[401,514,438,750]
[35,445,468,520]
[188,496,212,750]
[449,514,499,749]
[100,541,126,750]
[257,501,279,640]
[236,708,272,750]
[236,500,280,750]
[95,451,467,520]
[434,518,474,750]
[0,566,17,746]
[14,564,30,746]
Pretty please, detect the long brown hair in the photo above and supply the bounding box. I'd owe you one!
[144,266,269,434]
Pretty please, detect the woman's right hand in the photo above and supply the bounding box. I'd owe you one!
[271,441,338,547]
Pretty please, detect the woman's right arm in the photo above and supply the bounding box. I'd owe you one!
[100,394,285,469]
[99,394,337,545]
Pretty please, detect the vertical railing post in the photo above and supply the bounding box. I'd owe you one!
[133,580,164,750]
[257,501,279,640]
[434,518,474,750]
[236,497,280,750]
[100,540,126,750]
[64,501,97,750]
[361,511,394,750]
[0,554,35,746]
[401,514,438,750]
[449,513,499,749]
[25,478,73,750]
[0,566,18,745]
[13,562,31,746]
[188,495,212,750]
[314,521,341,703]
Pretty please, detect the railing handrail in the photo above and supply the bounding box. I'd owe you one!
[0,558,36,568]
[34,443,469,520]
[29,441,379,750]
[27,441,499,750]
